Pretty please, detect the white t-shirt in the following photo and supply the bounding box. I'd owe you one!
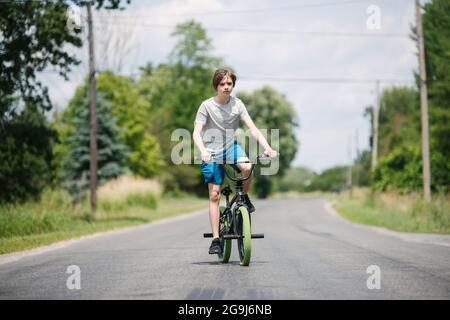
[194,96,251,155]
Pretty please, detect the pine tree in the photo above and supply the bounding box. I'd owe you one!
[61,94,128,202]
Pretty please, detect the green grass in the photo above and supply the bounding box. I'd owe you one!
[332,190,450,234]
[0,189,207,254]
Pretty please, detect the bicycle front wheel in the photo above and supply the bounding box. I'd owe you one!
[218,206,232,263]
[236,206,252,266]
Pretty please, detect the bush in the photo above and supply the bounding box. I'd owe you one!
[0,107,56,204]
[372,144,450,193]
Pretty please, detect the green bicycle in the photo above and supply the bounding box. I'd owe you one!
[203,154,271,266]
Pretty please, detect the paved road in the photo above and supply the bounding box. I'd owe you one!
[1,198,449,299]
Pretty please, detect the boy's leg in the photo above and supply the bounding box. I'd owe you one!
[231,142,252,194]
[232,141,255,213]
[208,183,221,239]
[237,162,255,213]
[237,163,253,194]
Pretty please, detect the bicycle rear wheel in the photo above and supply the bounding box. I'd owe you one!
[218,206,232,263]
[236,206,251,266]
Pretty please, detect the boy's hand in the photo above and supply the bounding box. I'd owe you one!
[201,151,212,162]
[264,148,278,158]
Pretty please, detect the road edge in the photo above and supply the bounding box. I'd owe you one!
[324,200,450,248]
[0,208,207,266]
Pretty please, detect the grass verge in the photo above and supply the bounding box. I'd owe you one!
[330,189,450,234]
[0,189,206,255]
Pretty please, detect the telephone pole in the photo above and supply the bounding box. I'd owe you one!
[87,2,98,211]
[371,80,380,169]
[415,0,431,202]
[347,133,353,196]
[355,129,360,187]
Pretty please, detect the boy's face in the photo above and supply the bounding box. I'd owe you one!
[217,75,234,96]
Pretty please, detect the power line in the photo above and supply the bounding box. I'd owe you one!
[238,76,414,84]
[94,20,410,38]
[38,69,416,85]
[106,0,381,17]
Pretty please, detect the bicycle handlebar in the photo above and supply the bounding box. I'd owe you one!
[195,153,280,182]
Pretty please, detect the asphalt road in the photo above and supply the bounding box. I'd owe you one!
[1,198,449,300]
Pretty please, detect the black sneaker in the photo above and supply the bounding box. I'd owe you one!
[243,194,255,213]
[209,238,222,254]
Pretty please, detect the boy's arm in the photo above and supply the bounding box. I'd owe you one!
[242,117,278,157]
[193,122,211,161]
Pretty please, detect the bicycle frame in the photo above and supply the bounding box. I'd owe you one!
[219,155,271,235]
[202,153,277,265]
[220,154,264,206]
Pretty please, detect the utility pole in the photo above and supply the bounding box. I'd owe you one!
[355,129,360,187]
[87,2,98,211]
[347,133,353,197]
[415,0,431,202]
[371,80,380,169]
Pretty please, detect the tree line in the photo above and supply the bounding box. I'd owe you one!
[0,1,298,204]
[279,0,449,195]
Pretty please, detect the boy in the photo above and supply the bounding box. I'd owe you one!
[193,68,277,254]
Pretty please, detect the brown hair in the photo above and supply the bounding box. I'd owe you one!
[212,68,237,90]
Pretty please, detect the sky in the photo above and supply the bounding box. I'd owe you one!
[41,0,420,172]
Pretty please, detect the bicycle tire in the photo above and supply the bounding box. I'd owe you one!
[236,206,252,266]
[218,206,232,263]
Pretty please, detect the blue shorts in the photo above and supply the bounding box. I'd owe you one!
[201,142,248,185]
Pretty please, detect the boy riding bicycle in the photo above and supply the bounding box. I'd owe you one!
[192,68,277,255]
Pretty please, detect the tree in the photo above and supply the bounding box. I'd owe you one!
[377,87,420,157]
[55,72,164,180]
[138,20,222,193]
[96,71,164,177]
[0,0,130,118]
[238,86,299,198]
[370,0,450,193]
[0,104,56,203]
[352,149,371,187]
[310,166,348,192]
[372,144,449,193]
[60,94,128,202]
[364,87,419,159]
[0,0,130,203]
[277,166,317,193]
[364,87,421,192]
[420,0,450,180]
[169,19,221,69]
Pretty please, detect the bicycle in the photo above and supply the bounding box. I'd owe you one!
[202,153,276,266]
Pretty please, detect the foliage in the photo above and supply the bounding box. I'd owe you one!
[277,167,317,192]
[377,87,420,157]
[372,144,450,193]
[96,71,164,177]
[310,166,348,192]
[0,105,56,203]
[421,0,450,159]
[0,0,130,203]
[0,0,130,118]
[138,20,221,193]
[370,0,450,193]
[352,149,371,187]
[59,93,128,201]
[238,86,299,198]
